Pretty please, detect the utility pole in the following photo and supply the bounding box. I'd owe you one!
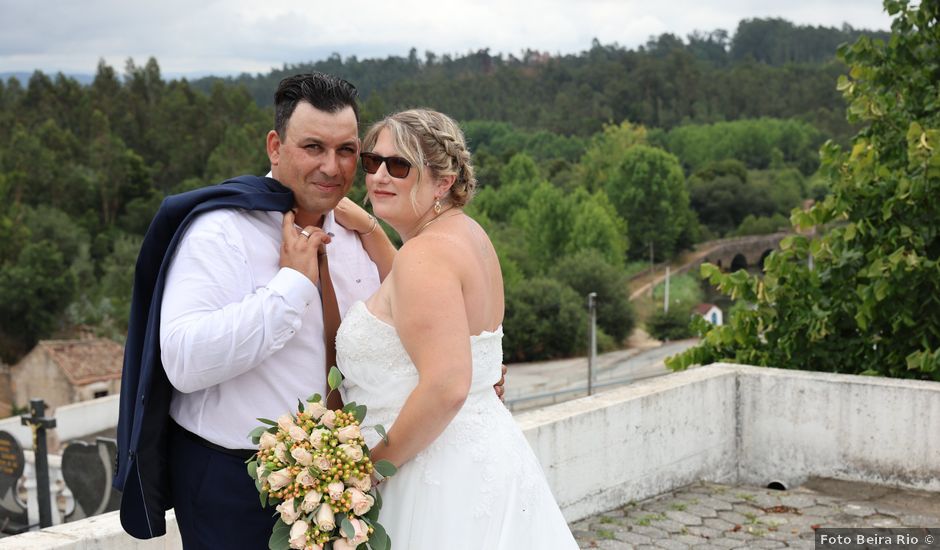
[587,292,597,396]
[21,399,55,528]
[664,266,671,313]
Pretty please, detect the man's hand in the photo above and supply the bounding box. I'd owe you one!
[280,211,331,284]
[494,363,507,402]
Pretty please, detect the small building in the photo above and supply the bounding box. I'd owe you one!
[5,339,123,415]
[693,303,723,326]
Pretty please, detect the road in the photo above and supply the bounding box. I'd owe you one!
[504,339,698,412]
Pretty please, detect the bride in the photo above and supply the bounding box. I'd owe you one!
[336,109,578,549]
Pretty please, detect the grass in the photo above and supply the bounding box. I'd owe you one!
[636,513,666,526]
[596,528,615,540]
[598,516,617,524]
[670,503,688,511]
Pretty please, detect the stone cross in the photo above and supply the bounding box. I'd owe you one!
[20,399,56,529]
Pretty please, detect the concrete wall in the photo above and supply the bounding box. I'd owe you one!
[517,366,738,521]
[2,364,938,549]
[0,394,119,452]
[729,364,940,492]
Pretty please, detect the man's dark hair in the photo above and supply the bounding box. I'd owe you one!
[274,72,360,137]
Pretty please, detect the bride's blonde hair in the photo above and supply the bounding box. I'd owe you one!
[362,109,476,210]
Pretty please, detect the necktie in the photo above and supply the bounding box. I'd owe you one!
[318,250,343,410]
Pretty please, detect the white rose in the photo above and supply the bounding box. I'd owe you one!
[309,428,329,450]
[259,431,277,450]
[346,487,374,515]
[296,468,317,488]
[301,490,322,513]
[315,503,335,531]
[267,468,293,491]
[327,481,345,501]
[274,442,288,463]
[276,497,300,525]
[305,401,328,420]
[288,425,309,443]
[346,474,372,493]
[289,520,309,549]
[332,539,356,550]
[278,414,297,432]
[291,446,313,467]
[350,518,369,545]
[336,424,361,443]
[338,443,364,462]
[312,455,332,472]
[320,410,336,429]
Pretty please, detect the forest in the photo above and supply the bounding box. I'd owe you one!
[0,17,890,365]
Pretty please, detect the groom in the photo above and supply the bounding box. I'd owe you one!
[115,73,386,548]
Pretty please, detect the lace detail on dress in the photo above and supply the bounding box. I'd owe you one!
[336,300,577,549]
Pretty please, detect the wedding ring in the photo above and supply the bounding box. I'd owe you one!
[299,229,312,239]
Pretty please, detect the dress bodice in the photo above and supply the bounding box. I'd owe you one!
[337,300,503,445]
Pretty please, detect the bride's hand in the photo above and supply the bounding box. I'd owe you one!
[494,364,507,401]
[334,197,377,235]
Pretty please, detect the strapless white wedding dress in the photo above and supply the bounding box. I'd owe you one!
[337,301,578,549]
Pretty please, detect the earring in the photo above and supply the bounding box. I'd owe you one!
[434,198,443,214]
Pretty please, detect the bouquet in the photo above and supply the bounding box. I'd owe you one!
[247,367,396,550]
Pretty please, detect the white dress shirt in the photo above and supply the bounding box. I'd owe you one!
[160,205,380,449]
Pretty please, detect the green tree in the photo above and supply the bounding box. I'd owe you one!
[669,0,940,379]
[503,277,587,362]
[601,145,693,260]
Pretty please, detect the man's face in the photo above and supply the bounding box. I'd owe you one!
[267,102,359,225]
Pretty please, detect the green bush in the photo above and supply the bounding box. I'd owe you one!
[550,250,635,343]
[503,277,588,362]
[646,308,695,341]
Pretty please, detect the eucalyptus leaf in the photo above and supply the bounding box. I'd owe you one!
[268,518,290,550]
[340,515,355,538]
[328,366,343,390]
[374,459,397,479]
[257,417,278,426]
[307,393,322,403]
[353,404,367,423]
[375,424,388,444]
[247,460,258,480]
[369,522,389,550]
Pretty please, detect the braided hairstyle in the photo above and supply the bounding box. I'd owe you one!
[362,109,476,209]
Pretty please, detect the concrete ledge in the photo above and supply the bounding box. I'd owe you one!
[3,364,938,548]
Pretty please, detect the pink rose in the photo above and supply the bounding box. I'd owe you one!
[315,503,335,531]
[336,424,361,443]
[309,428,329,450]
[289,520,309,549]
[267,468,293,491]
[301,490,322,513]
[259,431,277,450]
[291,446,313,467]
[338,443,363,462]
[288,425,309,443]
[312,454,332,472]
[327,481,345,501]
[320,410,337,429]
[276,497,300,525]
[295,468,317,487]
[278,414,297,432]
[255,463,268,481]
[346,487,374,515]
[305,401,328,419]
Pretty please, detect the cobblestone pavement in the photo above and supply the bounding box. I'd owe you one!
[570,479,940,549]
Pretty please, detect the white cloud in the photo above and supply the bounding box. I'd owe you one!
[0,0,893,77]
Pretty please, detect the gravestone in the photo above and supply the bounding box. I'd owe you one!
[0,431,27,534]
[61,438,121,521]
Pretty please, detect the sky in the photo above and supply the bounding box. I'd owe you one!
[0,0,893,79]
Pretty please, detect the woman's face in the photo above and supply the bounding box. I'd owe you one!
[364,128,437,232]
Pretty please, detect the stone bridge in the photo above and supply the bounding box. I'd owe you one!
[696,232,790,272]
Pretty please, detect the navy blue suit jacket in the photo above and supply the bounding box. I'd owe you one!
[113,175,294,539]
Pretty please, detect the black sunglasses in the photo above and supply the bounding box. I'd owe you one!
[360,152,413,179]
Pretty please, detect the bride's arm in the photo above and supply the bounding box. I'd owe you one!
[367,239,472,470]
[334,197,396,280]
